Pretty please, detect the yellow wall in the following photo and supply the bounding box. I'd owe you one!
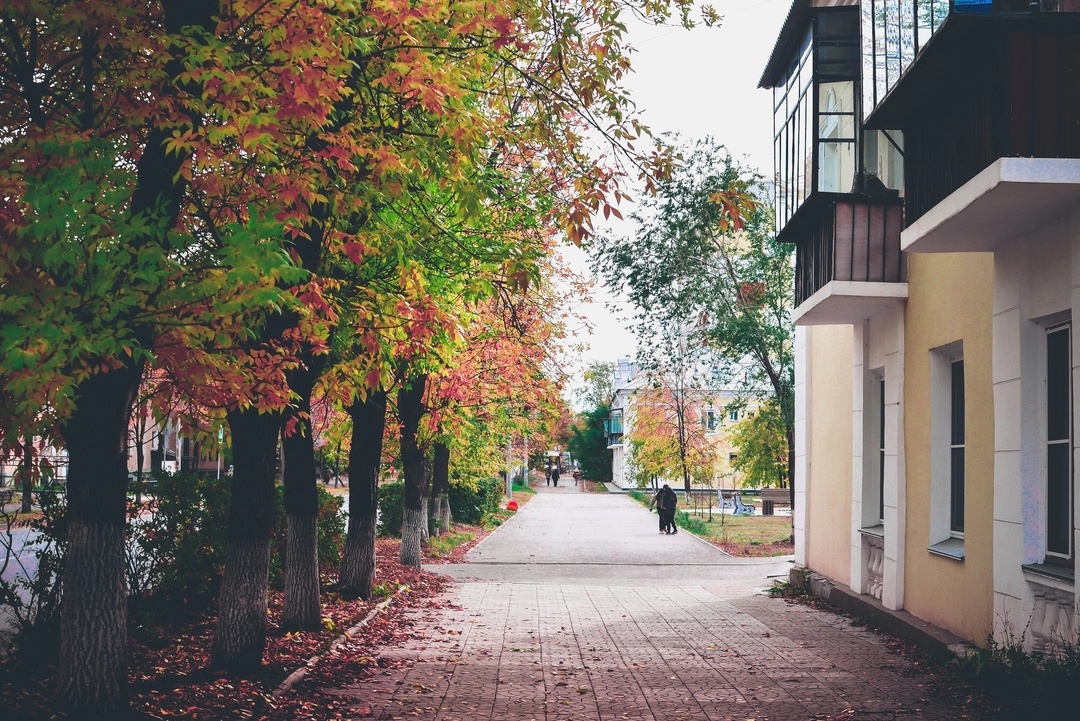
[806,324,854,586]
[903,252,995,642]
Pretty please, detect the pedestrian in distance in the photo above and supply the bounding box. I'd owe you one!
[649,484,670,534]
[551,466,560,487]
[572,468,580,486]
[663,484,678,534]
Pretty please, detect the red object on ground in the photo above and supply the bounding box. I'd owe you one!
[506,500,519,511]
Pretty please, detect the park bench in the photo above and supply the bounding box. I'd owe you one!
[757,488,791,515]
[0,488,14,505]
[718,490,756,515]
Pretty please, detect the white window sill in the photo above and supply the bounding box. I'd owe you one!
[1022,563,1075,593]
[859,524,885,538]
[928,537,965,561]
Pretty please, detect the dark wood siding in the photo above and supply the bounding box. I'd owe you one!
[903,21,1080,224]
[795,199,905,306]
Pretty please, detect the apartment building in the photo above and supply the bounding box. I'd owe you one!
[762,0,1080,650]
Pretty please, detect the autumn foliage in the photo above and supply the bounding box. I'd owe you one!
[0,0,734,717]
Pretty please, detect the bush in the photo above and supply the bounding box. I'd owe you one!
[127,472,231,617]
[449,477,502,525]
[675,511,709,535]
[0,489,67,668]
[950,635,1080,716]
[377,481,405,537]
[314,485,345,566]
[129,473,345,618]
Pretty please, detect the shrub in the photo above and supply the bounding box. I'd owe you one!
[449,477,502,525]
[127,472,231,617]
[314,485,345,566]
[0,489,67,668]
[675,511,709,535]
[950,635,1080,716]
[377,481,405,537]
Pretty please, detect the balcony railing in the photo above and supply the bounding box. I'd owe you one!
[795,198,905,306]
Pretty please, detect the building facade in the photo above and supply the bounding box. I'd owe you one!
[606,357,754,491]
[763,0,1080,650]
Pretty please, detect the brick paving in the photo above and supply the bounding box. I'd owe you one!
[327,488,968,720]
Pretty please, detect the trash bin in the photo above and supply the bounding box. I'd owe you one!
[762,499,775,516]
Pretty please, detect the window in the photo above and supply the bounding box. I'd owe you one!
[928,343,964,558]
[950,360,965,536]
[879,377,886,522]
[730,409,740,423]
[706,410,717,431]
[1046,324,1072,562]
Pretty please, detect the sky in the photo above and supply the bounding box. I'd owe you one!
[560,0,792,386]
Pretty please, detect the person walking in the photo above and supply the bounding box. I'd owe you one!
[649,484,670,534]
[663,484,678,534]
[551,466,560,487]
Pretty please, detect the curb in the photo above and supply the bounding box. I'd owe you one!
[271,585,407,699]
[453,494,526,559]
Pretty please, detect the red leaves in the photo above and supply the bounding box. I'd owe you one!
[0,538,452,720]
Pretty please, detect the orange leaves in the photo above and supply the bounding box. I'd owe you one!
[709,184,758,235]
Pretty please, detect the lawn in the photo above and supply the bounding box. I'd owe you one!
[677,512,794,557]
[628,490,793,557]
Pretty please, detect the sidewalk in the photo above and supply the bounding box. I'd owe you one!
[306,488,972,720]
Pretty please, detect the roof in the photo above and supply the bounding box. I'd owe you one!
[758,0,811,89]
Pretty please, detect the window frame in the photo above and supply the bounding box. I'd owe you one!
[1045,322,1073,564]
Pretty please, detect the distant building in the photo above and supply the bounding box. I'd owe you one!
[605,357,756,490]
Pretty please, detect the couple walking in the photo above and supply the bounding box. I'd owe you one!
[649,484,678,535]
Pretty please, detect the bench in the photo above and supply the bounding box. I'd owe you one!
[0,488,14,505]
[715,490,755,515]
[757,488,791,515]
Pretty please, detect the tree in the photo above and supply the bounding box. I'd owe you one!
[728,399,788,488]
[591,138,792,501]
[0,3,222,714]
[567,405,613,483]
[626,339,720,494]
[578,361,616,410]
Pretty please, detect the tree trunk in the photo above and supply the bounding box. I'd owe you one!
[211,407,280,673]
[419,456,432,544]
[280,357,324,631]
[432,442,451,533]
[438,495,451,532]
[56,368,140,719]
[398,375,428,568]
[133,408,146,507]
[400,506,424,567]
[281,511,319,629]
[339,391,386,599]
[420,493,430,545]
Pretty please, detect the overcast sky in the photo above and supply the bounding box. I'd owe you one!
[561,0,791,384]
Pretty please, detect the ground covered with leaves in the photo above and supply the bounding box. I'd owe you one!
[0,535,486,721]
[768,581,1007,719]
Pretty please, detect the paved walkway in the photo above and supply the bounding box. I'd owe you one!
[329,486,968,720]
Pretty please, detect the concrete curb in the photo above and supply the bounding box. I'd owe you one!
[271,585,406,699]
[454,493,528,559]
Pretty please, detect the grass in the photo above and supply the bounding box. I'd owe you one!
[627,490,793,556]
[426,529,476,559]
[677,511,794,555]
